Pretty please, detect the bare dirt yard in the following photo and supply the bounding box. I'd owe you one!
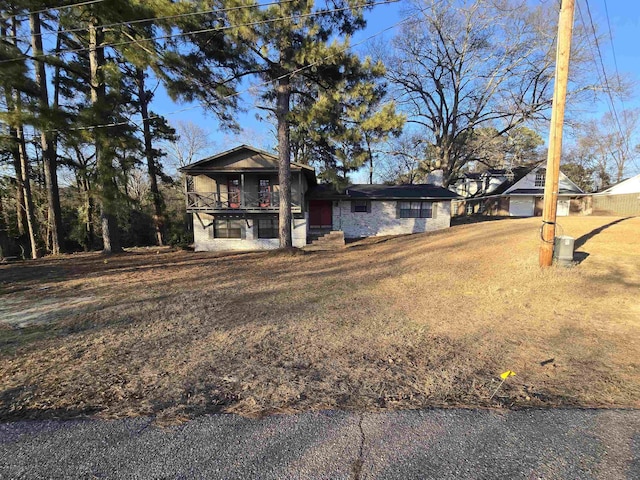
[1,216,638,421]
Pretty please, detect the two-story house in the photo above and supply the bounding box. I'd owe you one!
[453,164,586,217]
[180,145,315,251]
[180,145,461,251]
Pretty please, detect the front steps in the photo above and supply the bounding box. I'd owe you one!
[305,230,345,251]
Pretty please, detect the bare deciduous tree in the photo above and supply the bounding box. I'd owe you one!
[166,121,216,169]
[573,109,640,188]
[383,0,594,186]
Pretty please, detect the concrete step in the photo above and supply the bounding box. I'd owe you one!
[309,230,345,249]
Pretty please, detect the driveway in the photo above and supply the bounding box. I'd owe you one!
[1,408,638,479]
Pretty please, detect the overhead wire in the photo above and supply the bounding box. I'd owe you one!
[0,0,399,64]
[10,11,413,138]
[580,0,627,153]
[4,0,302,42]
[2,0,105,21]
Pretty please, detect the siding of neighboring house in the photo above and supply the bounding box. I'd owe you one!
[193,213,308,251]
[592,193,640,215]
[332,200,451,238]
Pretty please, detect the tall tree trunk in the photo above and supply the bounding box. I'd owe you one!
[276,76,292,248]
[16,109,39,259]
[8,127,26,236]
[366,135,374,184]
[30,12,63,255]
[79,170,94,251]
[89,17,122,253]
[1,25,27,237]
[136,67,165,246]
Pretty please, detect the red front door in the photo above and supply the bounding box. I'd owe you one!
[309,200,332,228]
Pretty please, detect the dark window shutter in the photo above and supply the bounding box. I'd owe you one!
[432,202,437,219]
[366,201,372,213]
[351,201,356,212]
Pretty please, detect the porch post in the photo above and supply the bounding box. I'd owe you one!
[241,173,245,208]
[297,171,302,209]
[184,175,189,208]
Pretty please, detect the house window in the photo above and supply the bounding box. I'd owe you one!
[213,218,243,238]
[259,179,271,207]
[351,200,370,213]
[466,203,474,215]
[257,217,278,239]
[227,178,241,208]
[399,201,433,218]
[535,170,546,187]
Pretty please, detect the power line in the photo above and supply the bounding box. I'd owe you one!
[3,0,105,21]
[13,13,411,138]
[0,0,398,64]
[5,0,301,42]
[601,0,625,108]
[580,0,627,153]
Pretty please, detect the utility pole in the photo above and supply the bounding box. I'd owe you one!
[539,0,575,267]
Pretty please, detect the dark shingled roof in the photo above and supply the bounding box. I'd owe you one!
[346,184,461,200]
[308,183,461,200]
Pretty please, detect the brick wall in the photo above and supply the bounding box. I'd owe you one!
[333,200,451,238]
[193,213,307,251]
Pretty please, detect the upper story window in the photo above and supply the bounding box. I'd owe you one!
[259,179,271,207]
[398,201,434,218]
[535,170,546,187]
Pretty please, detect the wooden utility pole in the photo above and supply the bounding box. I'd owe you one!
[539,0,575,267]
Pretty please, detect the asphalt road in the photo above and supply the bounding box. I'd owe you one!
[1,409,638,479]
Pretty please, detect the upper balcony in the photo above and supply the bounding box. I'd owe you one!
[186,189,302,213]
[179,144,316,215]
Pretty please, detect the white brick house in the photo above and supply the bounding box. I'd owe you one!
[181,145,461,251]
[309,184,459,240]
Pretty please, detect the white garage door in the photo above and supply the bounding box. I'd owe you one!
[510,197,534,216]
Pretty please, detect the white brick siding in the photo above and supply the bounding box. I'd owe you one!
[333,200,451,238]
[193,213,307,251]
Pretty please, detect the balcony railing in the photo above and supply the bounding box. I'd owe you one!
[186,191,301,212]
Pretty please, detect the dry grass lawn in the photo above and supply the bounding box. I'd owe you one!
[0,216,639,421]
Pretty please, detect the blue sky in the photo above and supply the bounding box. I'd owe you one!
[151,0,639,177]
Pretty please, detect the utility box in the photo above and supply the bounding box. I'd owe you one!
[553,235,575,266]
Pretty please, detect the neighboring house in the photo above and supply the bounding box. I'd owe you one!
[180,145,460,251]
[454,165,587,217]
[451,169,514,198]
[592,173,640,216]
[597,173,640,195]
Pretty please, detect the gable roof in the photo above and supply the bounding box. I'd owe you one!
[178,144,316,183]
[499,164,584,196]
[597,173,640,195]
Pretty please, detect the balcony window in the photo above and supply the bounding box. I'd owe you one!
[228,179,241,208]
[259,179,271,207]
